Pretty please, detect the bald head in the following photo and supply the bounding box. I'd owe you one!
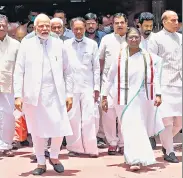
[15,25,27,42]
[161,10,177,21]
[34,14,51,40]
[161,10,178,33]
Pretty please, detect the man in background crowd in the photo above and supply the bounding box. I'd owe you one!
[15,25,27,42]
[53,10,74,39]
[84,13,106,46]
[26,21,34,34]
[8,22,19,39]
[139,12,155,50]
[138,12,162,149]
[101,14,114,34]
[50,17,69,41]
[28,10,39,23]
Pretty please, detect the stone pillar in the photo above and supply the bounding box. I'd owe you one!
[152,0,166,32]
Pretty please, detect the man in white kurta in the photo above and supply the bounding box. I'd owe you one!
[14,14,73,175]
[0,14,20,157]
[138,12,162,149]
[149,10,182,163]
[65,17,100,157]
[99,13,128,155]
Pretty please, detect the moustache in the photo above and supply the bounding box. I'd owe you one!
[144,30,152,35]
[89,28,94,30]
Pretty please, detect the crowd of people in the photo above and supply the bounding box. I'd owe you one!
[0,8,182,176]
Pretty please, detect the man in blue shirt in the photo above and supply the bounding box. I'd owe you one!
[84,13,106,46]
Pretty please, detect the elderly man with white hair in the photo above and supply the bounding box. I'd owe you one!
[149,10,182,163]
[13,13,73,175]
[50,17,69,41]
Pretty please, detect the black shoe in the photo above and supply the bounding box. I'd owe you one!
[164,152,179,163]
[20,140,30,147]
[12,141,20,150]
[32,167,46,175]
[45,150,50,158]
[97,137,107,149]
[30,154,37,161]
[162,147,166,155]
[149,137,156,150]
[49,158,64,173]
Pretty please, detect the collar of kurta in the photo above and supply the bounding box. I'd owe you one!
[0,34,8,44]
[36,36,49,46]
[162,28,176,35]
[114,32,126,40]
[72,36,87,44]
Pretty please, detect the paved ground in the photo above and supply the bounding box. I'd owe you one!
[0,134,182,178]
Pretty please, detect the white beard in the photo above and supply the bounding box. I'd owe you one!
[36,31,49,40]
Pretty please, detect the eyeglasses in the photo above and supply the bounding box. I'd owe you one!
[127,36,140,40]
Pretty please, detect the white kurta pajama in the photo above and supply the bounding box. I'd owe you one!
[140,36,165,137]
[13,36,73,164]
[148,29,182,155]
[0,35,20,151]
[99,33,127,147]
[65,37,100,155]
[103,48,156,166]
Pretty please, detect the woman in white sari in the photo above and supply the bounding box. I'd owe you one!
[102,27,162,171]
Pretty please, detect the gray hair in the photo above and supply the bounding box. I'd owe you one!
[50,18,63,26]
[70,17,85,28]
[0,14,8,23]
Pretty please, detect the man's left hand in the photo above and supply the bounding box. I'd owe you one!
[94,90,100,103]
[154,95,162,107]
[66,97,73,112]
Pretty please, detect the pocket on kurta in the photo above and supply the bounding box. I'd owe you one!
[2,60,15,72]
[82,53,92,65]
